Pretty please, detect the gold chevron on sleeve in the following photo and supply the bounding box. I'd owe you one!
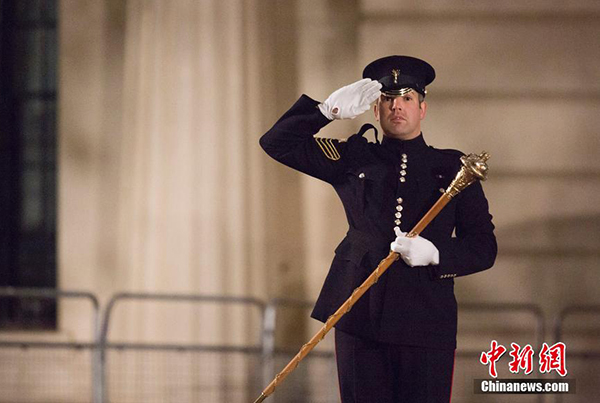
[315,137,341,161]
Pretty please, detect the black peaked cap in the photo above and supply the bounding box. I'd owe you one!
[362,55,435,97]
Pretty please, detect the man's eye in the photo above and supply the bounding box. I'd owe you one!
[404,96,412,101]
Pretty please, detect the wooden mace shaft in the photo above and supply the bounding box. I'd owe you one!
[253,194,452,403]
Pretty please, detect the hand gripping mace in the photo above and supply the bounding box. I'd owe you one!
[253,152,490,403]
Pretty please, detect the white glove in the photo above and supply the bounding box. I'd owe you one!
[318,78,382,120]
[390,227,440,267]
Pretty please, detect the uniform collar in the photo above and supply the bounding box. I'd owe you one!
[381,133,428,154]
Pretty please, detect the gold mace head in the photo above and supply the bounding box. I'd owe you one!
[445,151,490,198]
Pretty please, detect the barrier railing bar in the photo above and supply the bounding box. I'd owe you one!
[264,349,561,361]
[271,348,334,359]
[104,342,262,353]
[0,341,96,349]
[564,352,600,358]
[0,286,100,340]
[261,302,277,402]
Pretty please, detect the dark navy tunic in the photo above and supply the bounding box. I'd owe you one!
[260,95,497,350]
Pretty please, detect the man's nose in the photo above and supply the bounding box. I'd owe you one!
[390,97,402,110]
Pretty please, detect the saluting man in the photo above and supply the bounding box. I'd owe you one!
[260,55,497,402]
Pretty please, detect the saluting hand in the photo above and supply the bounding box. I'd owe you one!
[318,78,382,120]
[391,227,440,267]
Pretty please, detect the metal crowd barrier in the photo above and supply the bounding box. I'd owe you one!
[456,303,546,403]
[458,302,546,356]
[0,287,100,403]
[96,293,266,403]
[261,300,547,403]
[260,298,339,403]
[2,288,599,403]
[554,304,600,343]
[554,305,600,403]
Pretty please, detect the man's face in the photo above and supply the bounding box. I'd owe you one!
[374,90,427,140]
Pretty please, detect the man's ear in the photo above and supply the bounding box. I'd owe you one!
[419,100,428,120]
[374,102,379,121]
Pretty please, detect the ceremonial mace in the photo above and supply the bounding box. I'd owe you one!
[253,152,490,403]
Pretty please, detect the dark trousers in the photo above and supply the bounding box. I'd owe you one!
[334,329,455,403]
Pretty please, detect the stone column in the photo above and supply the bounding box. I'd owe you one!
[114,0,286,348]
